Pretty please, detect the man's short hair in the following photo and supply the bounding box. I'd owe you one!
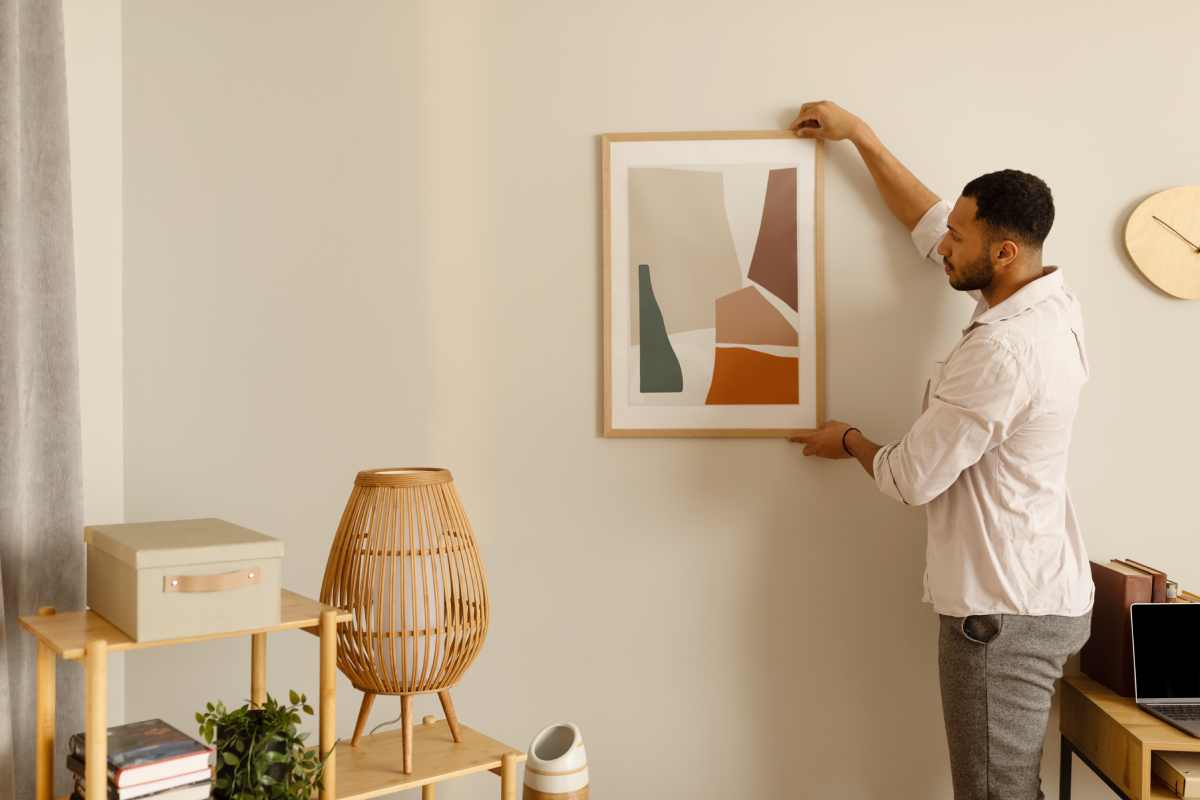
[961,169,1055,249]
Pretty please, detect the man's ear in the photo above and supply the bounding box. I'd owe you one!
[995,239,1019,266]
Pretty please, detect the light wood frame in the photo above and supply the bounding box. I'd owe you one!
[601,131,826,438]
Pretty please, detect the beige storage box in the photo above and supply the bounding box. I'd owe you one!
[85,518,285,642]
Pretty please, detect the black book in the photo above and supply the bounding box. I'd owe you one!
[68,719,210,788]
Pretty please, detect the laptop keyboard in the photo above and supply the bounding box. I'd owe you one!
[1154,705,1200,720]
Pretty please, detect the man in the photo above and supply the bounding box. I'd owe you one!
[788,101,1094,800]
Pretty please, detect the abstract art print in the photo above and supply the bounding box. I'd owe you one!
[602,132,825,437]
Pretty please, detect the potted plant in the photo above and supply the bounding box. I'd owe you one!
[196,690,331,799]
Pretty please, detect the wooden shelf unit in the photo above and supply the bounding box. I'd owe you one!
[20,589,526,800]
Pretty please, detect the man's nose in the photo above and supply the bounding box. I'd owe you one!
[936,235,951,257]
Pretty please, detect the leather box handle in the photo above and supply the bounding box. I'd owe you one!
[163,566,263,593]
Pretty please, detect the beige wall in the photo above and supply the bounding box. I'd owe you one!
[121,0,430,745]
[423,2,1200,798]
[64,0,125,724]
[116,1,1200,798]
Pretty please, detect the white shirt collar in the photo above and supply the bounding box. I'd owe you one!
[966,267,1064,333]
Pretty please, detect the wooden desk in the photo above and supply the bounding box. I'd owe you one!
[1060,674,1200,799]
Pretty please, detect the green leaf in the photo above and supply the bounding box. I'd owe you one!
[288,689,300,705]
[302,705,313,715]
[222,751,241,766]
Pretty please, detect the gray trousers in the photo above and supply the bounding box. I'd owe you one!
[938,611,1092,800]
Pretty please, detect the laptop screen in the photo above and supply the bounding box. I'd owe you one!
[1131,603,1200,701]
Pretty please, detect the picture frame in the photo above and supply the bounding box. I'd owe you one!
[601,131,826,438]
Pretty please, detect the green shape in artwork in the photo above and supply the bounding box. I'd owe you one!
[638,264,683,393]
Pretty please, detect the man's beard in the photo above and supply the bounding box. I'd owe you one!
[945,249,994,292]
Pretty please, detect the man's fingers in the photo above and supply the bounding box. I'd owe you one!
[803,445,815,456]
[789,427,821,444]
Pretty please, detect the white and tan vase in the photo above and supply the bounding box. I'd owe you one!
[524,723,589,800]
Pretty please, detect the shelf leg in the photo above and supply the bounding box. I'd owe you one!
[351,691,375,747]
[320,609,336,800]
[251,632,267,708]
[500,752,517,800]
[421,715,438,799]
[35,607,56,800]
[401,694,413,774]
[437,690,463,743]
[85,640,108,800]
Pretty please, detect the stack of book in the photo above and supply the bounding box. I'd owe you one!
[68,718,212,800]
[1080,557,1195,697]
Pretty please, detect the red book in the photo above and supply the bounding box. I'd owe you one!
[1119,558,1168,604]
[1080,560,1152,697]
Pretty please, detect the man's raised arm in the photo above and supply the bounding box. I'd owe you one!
[790,101,940,232]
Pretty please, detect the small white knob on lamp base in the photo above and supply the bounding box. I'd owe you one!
[524,723,589,800]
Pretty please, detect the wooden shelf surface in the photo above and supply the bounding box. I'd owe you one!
[333,718,525,800]
[19,589,351,660]
[1064,674,1200,752]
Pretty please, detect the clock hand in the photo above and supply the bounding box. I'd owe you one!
[1152,215,1200,253]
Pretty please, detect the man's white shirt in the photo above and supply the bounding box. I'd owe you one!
[872,199,1095,618]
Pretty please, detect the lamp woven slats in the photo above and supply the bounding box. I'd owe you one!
[320,468,489,763]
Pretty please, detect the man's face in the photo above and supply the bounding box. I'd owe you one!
[936,196,995,293]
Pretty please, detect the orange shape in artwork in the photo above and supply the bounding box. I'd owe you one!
[704,347,799,405]
[714,286,798,346]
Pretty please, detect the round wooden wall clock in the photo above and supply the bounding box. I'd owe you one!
[1125,186,1200,299]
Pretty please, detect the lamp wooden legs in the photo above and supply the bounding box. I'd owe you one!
[319,610,336,800]
[352,691,376,747]
[354,688,464,776]
[251,633,267,708]
[438,690,463,743]
[35,607,56,800]
[85,639,108,800]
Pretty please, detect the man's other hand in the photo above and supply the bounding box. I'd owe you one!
[790,420,856,459]
[789,101,864,142]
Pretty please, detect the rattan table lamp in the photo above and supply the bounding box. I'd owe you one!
[319,468,489,773]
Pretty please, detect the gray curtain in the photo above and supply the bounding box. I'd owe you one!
[0,1,84,798]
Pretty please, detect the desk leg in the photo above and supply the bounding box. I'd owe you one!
[320,610,336,800]
[251,633,267,707]
[500,752,517,800]
[1060,735,1073,800]
[85,640,108,800]
[35,607,57,800]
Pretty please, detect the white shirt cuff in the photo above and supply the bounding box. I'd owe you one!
[911,199,951,264]
[873,442,909,505]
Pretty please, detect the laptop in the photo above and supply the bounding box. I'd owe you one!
[1131,602,1200,737]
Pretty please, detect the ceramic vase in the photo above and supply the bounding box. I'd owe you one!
[524,722,588,800]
